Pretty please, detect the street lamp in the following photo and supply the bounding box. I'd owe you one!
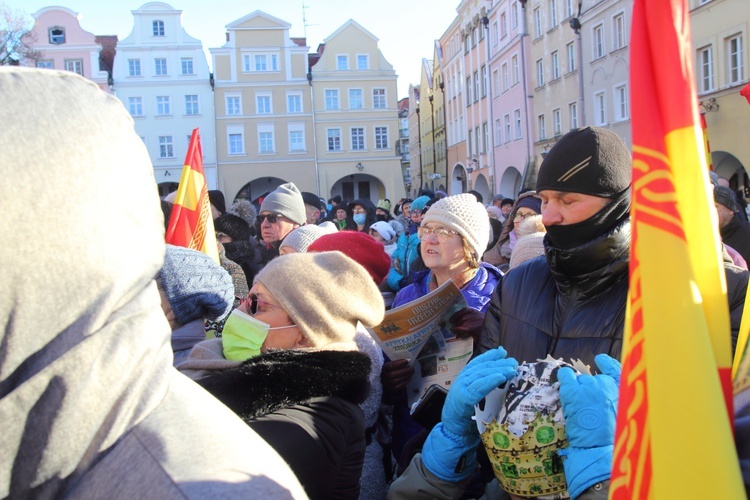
[569,0,586,127]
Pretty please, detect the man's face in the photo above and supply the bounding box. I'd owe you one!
[501,203,513,216]
[538,190,611,226]
[259,211,298,244]
[304,204,320,225]
[715,202,735,229]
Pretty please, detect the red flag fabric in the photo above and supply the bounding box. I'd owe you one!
[165,129,219,263]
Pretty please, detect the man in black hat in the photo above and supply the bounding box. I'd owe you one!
[480,126,632,367]
[715,185,750,265]
[300,191,323,225]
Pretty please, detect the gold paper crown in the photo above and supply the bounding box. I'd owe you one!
[480,412,569,498]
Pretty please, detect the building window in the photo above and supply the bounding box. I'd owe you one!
[514,108,522,139]
[495,118,502,144]
[569,102,578,129]
[467,130,473,156]
[512,54,519,85]
[349,89,363,109]
[327,128,342,151]
[475,126,481,153]
[567,42,576,72]
[158,136,174,158]
[64,59,83,75]
[481,66,488,97]
[185,95,199,115]
[37,60,53,69]
[483,122,489,153]
[594,91,607,125]
[613,13,625,50]
[258,128,275,154]
[337,55,349,70]
[325,89,339,110]
[128,97,143,117]
[565,0,575,18]
[504,114,511,143]
[289,129,305,152]
[244,54,278,72]
[538,114,547,140]
[492,21,499,46]
[152,20,165,37]
[536,59,544,87]
[128,59,141,76]
[698,46,714,92]
[493,69,500,95]
[474,71,480,102]
[549,0,558,28]
[502,63,509,92]
[534,8,542,38]
[614,84,629,121]
[511,1,519,29]
[375,127,388,149]
[593,24,605,59]
[256,95,272,115]
[351,127,365,150]
[226,95,241,115]
[154,58,167,76]
[181,57,194,75]
[466,76,472,106]
[373,88,386,109]
[728,35,744,85]
[49,26,65,44]
[500,13,508,39]
[228,131,244,155]
[553,108,562,136]
[551,51,560,80]
[156,96,171,116]
[356,54,369,70]
[287,94,302,113]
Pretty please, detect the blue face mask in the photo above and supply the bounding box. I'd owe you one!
[326,203,333,211]
[353,213,367,225]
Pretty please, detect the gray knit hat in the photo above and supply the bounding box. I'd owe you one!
[254,251,385,348]
[279,222,338,253]
[714,185,739,212]
[259,182,307,225]
[420,193,490,259]
[160,245,235,324]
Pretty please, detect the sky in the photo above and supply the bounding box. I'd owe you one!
[8,0,460,98]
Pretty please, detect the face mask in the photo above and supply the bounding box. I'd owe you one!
[222,308,270,361]
[353,213,367,225]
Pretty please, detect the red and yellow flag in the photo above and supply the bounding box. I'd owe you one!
[165,128,219,263]
[610,0,742,498]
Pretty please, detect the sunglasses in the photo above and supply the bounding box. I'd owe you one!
[257,213,287,224]
[247,293,283,315]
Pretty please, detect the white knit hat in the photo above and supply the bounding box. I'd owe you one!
[369,221,397,242]
[254,251,385,348]
[279,222,338,253]
[421,193,490,258]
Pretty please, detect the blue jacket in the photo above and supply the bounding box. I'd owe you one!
[386,229,421,292]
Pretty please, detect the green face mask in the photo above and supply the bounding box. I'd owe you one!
[222,308,271,361]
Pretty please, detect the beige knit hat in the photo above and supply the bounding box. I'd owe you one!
[420,193,490,258]
[254,251,385,348]
[279,221,338,253]
[509,233,546,270]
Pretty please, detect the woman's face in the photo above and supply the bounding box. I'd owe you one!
[401,202,411,215]
[419,223,466,274]
[369,228,386,243]
[512,207,539,232]
[410,207,423,224]
[238,283,308,353]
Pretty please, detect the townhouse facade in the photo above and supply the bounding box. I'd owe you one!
[112,2,217,194]
[24,6,111,94]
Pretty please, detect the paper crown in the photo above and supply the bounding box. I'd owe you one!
[376,198,392,211]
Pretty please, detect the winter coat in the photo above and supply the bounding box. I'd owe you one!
[724,248,750,354]
[197,349,372,500]
[386,228,421,292]
[223,239,263,286]
[480,218,631,366]
[171,319,206,366]
[722,215,750,266]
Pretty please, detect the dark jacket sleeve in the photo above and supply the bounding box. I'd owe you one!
[725,262,750,354]
[478,275,504,355]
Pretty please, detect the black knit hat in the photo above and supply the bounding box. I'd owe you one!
[536,127,631,197]
[301,191,323,210]
[214,213,251,242]
[714,185,739,212]
[208,190,226,215]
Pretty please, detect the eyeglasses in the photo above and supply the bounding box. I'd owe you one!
[411,209,423,215]
[352,207,367,214]
[513,212,537,221]
[257,213,287,224]
[247,293,284,315]
[417,226,459,242]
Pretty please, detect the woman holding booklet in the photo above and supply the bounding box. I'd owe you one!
[381,193,503,475]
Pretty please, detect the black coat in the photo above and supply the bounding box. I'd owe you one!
[722,216,750,266]
[197,349,371,500]
[479,218,630,366]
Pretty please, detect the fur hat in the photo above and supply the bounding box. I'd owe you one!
[369,221,397,242]
[214,213,251,242]
[208,190,226,215]
[280,222,338,253]
[259,182,306,225]
[308,231,391,284]
[227,199,257,229]
[486,206,503,220]
[536,126,631,198]
[254,252,385,348]
[714,185,739,212]
[421,193,490,259]
[376,199,392,212]
[160,245,234,324]
[509,216,546,270]
[410,195,432,213]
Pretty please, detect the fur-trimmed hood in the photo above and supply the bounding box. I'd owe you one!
[197,349,371,421]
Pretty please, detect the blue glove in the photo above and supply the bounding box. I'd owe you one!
[557,353,621,499]
[422,347,518,482]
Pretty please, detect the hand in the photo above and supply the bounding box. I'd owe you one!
[442,346,518,438]
[381,359,415,395]
[448,307,485,342]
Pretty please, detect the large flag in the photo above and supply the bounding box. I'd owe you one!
[610,0,743,498]
[165,128,219,263]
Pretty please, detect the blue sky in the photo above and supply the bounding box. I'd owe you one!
[8,0,460,98]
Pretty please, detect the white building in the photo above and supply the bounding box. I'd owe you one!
[112,1,217,194]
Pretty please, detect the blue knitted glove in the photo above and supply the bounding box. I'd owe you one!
[422,347,518,482]
[557,354,620,499]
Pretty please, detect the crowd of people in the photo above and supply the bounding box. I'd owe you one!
[4,67,750,499]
